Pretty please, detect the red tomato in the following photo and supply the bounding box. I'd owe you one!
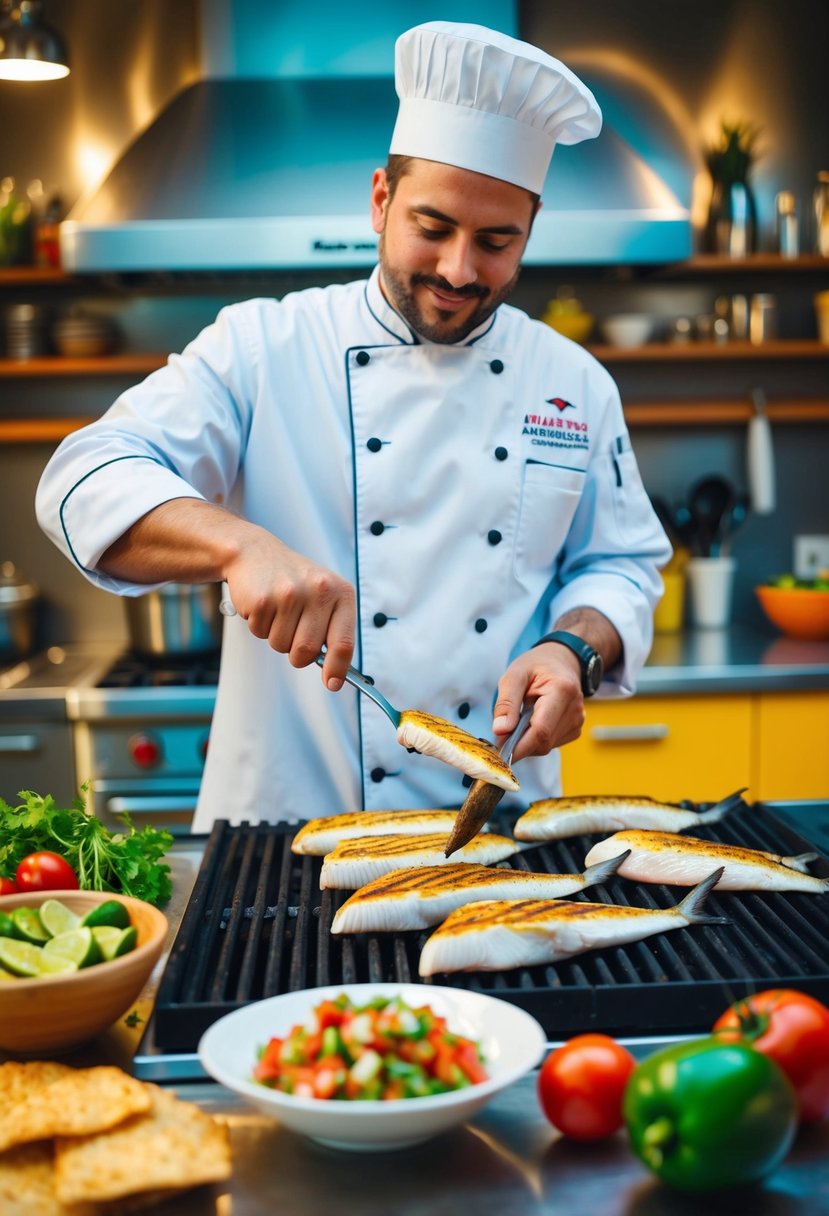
[14,851,79,893]
[0,876,19,896]
[538,1033,636,1141]
[713,989,829,1123]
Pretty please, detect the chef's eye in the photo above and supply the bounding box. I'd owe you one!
[478,236,512,252]
[418,224,450,240]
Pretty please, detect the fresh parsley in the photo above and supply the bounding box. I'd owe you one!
[0,787,173,906]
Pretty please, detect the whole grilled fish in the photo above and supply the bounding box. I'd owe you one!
[514,788,745,842]
[418,867,727,976]
[292,810,468,856]
[331,851,629,934]
[584,830,827,893]
[319,832,523,890]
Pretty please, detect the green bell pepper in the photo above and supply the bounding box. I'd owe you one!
[623,1036,798,1191]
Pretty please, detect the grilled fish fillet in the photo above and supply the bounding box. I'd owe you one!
[331,851,630,934]
[319,832,523,890]
[418,868,727,976]
[292,810,467,856]
[514,788,745,841]
[397,710,519,792]
[584,830,827,893]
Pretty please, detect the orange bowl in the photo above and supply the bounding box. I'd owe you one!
[0,889,167,1055]
[755,584,829,641]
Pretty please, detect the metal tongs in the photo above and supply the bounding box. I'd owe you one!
[314,652,401,726]
[444,704,533,857]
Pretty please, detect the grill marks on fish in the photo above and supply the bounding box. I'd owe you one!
[584,830,827,893]
[331,851,629,934]
[514,788,745,841]
[319,831,522,890]
[291,810,463,856]
[418,868,727,976]
[397,710,519,791]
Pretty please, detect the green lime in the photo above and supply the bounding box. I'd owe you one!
[11,907,50,945]
[80,899,131,930]
[39,898,81,939]
[92,924,138,960]
[0,911,15,938]
[0,937,44,978]
[36,953,79,977]
[42,927,102,969]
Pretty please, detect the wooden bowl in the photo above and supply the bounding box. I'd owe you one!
[755,585,829,642]
[0,889,167,1055]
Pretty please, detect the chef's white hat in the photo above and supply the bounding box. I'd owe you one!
[389,22,602,194]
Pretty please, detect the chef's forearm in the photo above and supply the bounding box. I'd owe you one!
[551,607,623,671]
[98,498,252,584]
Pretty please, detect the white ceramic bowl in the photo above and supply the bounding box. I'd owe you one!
[600,313,653,347]
[198,982,546,1152]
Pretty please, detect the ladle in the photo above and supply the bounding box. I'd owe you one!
[688,476,735,557]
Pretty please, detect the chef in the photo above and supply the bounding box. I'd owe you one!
[36,21,671,827]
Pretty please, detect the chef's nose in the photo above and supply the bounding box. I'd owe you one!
[435,235,477,291]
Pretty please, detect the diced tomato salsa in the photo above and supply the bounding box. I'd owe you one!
[252,993,488,1101]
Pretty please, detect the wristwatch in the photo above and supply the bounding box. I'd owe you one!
[532,630,603,697]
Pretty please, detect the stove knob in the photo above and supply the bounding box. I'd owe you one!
[199,733,210,760]
[129,732,162,769]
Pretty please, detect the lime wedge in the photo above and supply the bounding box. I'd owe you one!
[0,938,44,978]
[42,927,102,969]
[92,924,138,960]
[80,899,131,930]
[39,898,82,939]
[36,953,79,977]
[0,911,16,939]
[11,907,50,945]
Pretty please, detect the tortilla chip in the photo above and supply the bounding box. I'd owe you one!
[0,1060,75,1109]
[0,1065,151,1152]
[55,1084,232,1205]
[0,1141,95,1216]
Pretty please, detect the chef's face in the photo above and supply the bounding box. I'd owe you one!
[371,158,539,344]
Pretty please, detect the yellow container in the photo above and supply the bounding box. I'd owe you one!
[815,291,829,344]
[654,570,686,633]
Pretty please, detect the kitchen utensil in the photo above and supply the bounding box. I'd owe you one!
[0,889,167,1055]
[444,704,534,856]
[198,982,545,1152]
[0,560,39,662]
[314,652,401,726]
[747,387,776,514]
[125,582,222,656]
[719,493,750,553]
[688,475,735,556]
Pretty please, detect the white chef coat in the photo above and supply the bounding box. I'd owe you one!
[36,267,671,827]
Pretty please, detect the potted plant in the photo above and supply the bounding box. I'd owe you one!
[703,120,761,257]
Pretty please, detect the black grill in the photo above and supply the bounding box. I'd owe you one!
[152,803,829,1052]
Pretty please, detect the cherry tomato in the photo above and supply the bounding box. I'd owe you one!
[713,989,829,1123]
[14,851,79,893]
[0,876,19,896]
[538,1033,636,1141]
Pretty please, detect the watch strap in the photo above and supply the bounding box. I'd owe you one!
[532,629,602,696]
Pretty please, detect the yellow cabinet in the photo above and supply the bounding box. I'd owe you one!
[560,689,829,803]
[560,695,752,802]
[753,691,829,801]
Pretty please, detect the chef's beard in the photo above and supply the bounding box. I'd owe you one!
[378,234,520,344]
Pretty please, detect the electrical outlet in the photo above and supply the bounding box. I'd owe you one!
[793,535,829,579]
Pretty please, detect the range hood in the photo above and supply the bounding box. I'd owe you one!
[60,22,692,273]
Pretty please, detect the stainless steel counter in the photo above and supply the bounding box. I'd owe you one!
[639,625,829,694]
[141,1074,829,1215]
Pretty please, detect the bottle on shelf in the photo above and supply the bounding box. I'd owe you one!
[814,171,829,256]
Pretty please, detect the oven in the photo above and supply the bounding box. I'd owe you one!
[66,650,218,835]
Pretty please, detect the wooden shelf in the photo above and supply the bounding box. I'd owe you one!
[0,354,166,378]
[588,340,829,362]
[0,418,95,443]
[0,266,73,287]
[623,397,829,425]
[654,253,829,275]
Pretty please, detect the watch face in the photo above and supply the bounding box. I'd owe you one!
[585,651,603,694]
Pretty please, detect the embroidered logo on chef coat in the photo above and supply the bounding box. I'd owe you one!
[522,399,589,451]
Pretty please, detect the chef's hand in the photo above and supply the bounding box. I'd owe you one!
[491,610,622,762]
[224,533,356,690]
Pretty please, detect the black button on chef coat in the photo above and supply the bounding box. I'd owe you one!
[487,529,502,545]
[475,618,488,633]
[489,359,504,374]
[370,521,385,535]
[367,437,382,452]
[370,767,386,783]
[458,702,470,719]
[356,350,370,365]
[373,612,388,628]
[461,774,474,788]
[494,446,508,461]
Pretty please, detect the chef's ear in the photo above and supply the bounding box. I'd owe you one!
[370,168,390,234]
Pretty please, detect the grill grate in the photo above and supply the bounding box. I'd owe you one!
[152,803,829,1051]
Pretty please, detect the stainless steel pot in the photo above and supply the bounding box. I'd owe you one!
[0,561,39,662]
[125,582,223,656]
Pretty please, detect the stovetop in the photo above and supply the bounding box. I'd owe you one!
[96,651,220,689]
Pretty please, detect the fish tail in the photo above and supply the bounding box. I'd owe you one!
[783,851,820,874]
[674,867,729,923]
[581,849,631,890]
[696,788,748,825]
